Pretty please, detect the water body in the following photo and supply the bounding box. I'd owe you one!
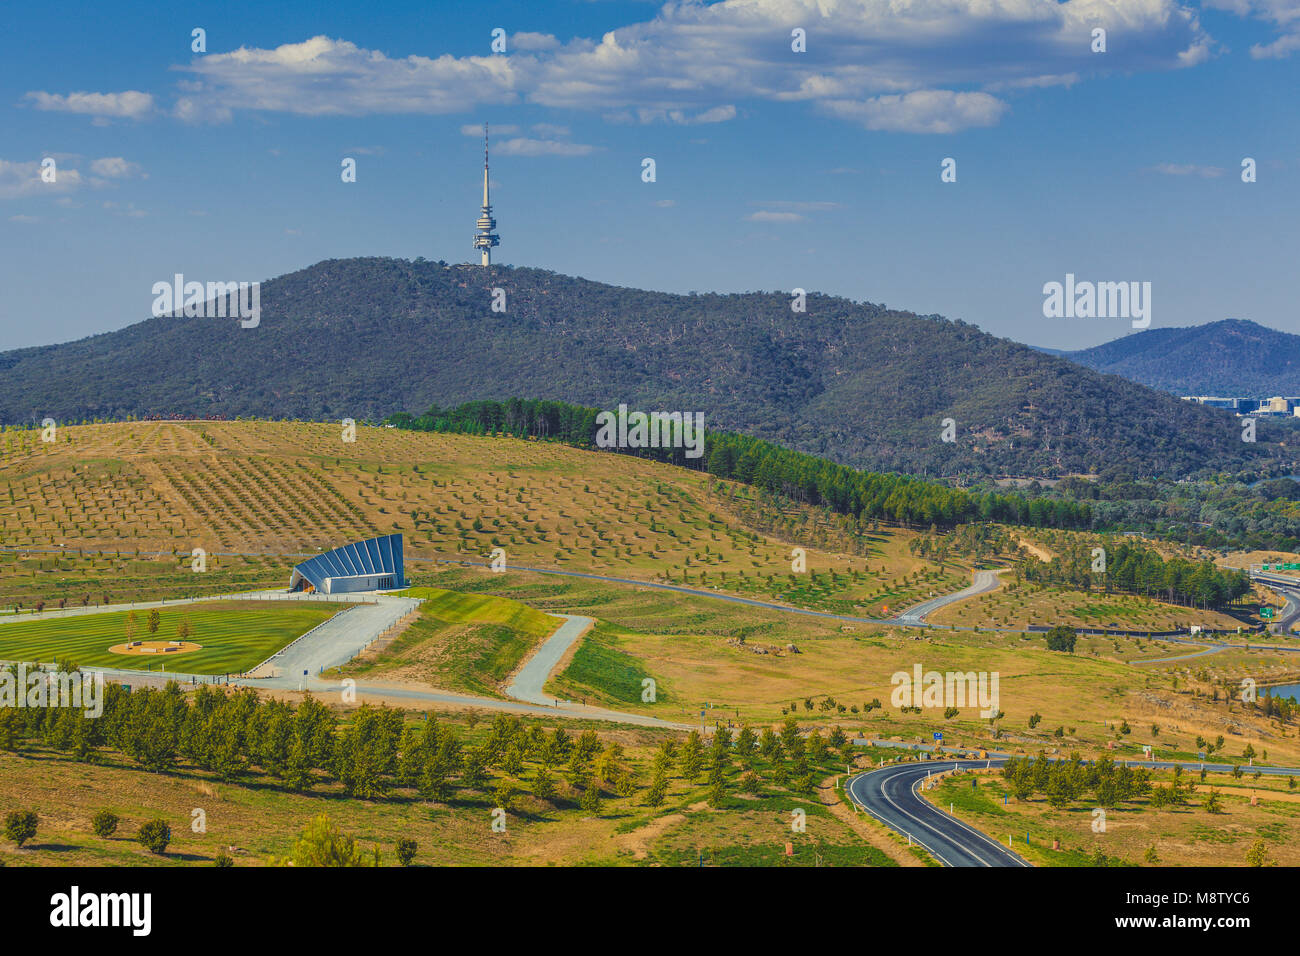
[1265,682,1300,702]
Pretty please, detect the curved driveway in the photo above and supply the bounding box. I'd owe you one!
[504,613,592,705]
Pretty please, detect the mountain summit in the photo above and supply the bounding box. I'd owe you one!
[0,258,1279,479]
[1059,319,1300,395]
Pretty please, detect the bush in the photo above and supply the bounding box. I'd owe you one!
[4,810,37,848]
[91,809,118,839]
[137,819,171,855]
[289,814,371,867]
[395,838,417,866]
[1045,626,1077,653]
[214,852,234,867]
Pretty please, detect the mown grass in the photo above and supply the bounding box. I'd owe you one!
[343,587,557,696]
[546,621,661,706]
[0,600,342,675]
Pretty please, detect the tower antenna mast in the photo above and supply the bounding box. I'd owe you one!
[473,122,500,266]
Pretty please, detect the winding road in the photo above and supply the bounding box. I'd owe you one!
[847,759,1030,867]
[892,569,1003,625]
[847,746,1300,866]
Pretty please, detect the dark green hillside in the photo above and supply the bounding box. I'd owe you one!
[0,258,1287,479]
[1060,319,1300,395]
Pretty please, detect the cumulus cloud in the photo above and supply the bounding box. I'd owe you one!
[511,32,561,52]
[1203,0,1300,58]
[0,156,144,199]
[89,157,142,178]
[24,90,154,120]
[821,90,1008,133]
[140,1,1219,134]
[177,36,518,117]
[0,159,82,199]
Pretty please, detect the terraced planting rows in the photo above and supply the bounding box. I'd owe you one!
[0,421,942,612]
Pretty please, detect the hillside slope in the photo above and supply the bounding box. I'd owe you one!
[1060,319,1300,395]
[0,258,1282,478]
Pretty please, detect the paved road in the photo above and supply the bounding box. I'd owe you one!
[848,747,1300,866]
[892,570,1003,625]
[256,595,421,681]
[2,583,685,729]
[505,614,593,705]
[846,760,1030,867]
[1252,571,1300,632]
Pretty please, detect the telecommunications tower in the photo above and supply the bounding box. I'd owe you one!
[473,123,500,266]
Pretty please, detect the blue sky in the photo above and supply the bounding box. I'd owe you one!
[2,0,1297,351]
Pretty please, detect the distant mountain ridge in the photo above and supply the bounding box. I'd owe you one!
[0,258,1287,480]
[1056,319,1300,395]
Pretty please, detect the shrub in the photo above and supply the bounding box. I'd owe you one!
[1045,625,1077,653]
[4,810,37,848]
[137,819,171,855]
[395,838,417,866]
[91,809,118,839]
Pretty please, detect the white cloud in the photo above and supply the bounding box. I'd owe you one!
[24,90,154,119]
[746,210,805,222]
[146,1,1218,134]
[1203,0,1300,58]
[89,157,142,178]
[821,91,1008,133]
[0,159,83,199]
[1148,162,1227,177]
[179,36,518,117]
[9,214,39,223]
[461,123,519,136]
[512,32,561,52]
[494,137,598,156]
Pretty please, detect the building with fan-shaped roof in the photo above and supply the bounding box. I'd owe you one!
[289,533,405,594]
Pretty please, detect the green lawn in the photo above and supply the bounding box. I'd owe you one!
[0,600,345,675]
[341,587,558,696]
[545,620,662,706]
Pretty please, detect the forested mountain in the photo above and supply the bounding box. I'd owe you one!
[1058,319,1300,395]
[0,258,1288,479]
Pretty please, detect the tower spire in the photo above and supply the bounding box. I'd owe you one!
[473,122,500,266]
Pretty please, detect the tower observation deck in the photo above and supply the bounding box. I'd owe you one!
[473,123,500,266]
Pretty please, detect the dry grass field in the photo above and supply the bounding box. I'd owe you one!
[0,718,901,868]
[0,421,953,617]
[924,765,1300,867]
[410,566,1300,769]
[0,420,1236,635]
[927,579,1244,631]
